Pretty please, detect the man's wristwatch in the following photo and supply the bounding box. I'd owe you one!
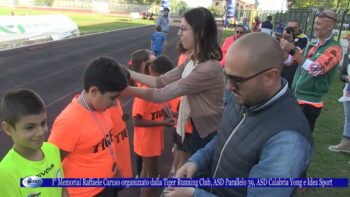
[289,47,298,56]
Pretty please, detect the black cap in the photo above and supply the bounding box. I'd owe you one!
[163,7,170,12]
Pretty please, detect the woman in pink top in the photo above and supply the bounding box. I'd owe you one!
[220,24,247,104]
[220,24,247,67]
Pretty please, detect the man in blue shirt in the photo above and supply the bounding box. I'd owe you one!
[274,19,285,37]
[156,7,170,34]
[165,33,313,197]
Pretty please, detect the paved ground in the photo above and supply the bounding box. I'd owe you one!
[0,25,180,196]
[0,20,224,195]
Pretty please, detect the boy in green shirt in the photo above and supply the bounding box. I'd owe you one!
[0,89,67,197]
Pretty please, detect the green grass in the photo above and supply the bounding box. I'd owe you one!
[221,30,350,196]
[0,7,154,35]
[302,75,350,197]
[221,28,234,43]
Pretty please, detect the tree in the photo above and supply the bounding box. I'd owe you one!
[35,0,55,6]
[170,0,188,15]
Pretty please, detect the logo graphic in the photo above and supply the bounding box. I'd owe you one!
[22,176,43,188]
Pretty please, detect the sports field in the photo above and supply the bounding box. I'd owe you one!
[0,7,154,35]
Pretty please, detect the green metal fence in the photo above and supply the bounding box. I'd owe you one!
[235,8,350,42]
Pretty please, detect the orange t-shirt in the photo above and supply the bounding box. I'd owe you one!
[132,94,165,157]
[48,96,131,197]
[109,100,132,178]
[169,97,192,134]
[178,54,188,66]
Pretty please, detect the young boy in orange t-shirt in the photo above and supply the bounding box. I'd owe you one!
[48,56,130,197]
[132,56,175,197]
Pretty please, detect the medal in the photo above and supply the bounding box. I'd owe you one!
[122,113,130,122]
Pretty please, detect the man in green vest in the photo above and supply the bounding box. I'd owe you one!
[280,10,342,132]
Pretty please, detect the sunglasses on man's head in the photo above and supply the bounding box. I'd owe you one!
[316,11,337,22]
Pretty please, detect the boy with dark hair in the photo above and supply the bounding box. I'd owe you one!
[49,56,131,197]
[151,26,166,56]
[145,55,174,74]
[0,89,66,197]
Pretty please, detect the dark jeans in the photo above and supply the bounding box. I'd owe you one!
[190,119,217,155]
[136,153,143,177]
[299,104,322,132]
[299,104,321,180]
[173,129,192,152]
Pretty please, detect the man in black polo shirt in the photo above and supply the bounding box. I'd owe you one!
[282,19,308,87]
[260,15,273,35]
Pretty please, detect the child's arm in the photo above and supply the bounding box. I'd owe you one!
[163,33,167,48]
[60,149,70,161]
[134,115,175,127]
[150,37,153,50]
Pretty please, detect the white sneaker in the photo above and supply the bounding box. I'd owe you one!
[328,138,350,153]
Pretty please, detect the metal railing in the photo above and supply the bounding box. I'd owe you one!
[234,8,350,42]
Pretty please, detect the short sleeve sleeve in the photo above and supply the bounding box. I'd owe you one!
[48,111,80,153]
[132,98,147,118]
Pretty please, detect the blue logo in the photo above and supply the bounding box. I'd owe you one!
[22,176,43,188]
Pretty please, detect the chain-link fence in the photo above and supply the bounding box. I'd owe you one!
[235,8,350,42]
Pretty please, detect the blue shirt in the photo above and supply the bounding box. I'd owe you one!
[275,24,285,35]
[152,31,165,52]
[243,22,250,32]
[190,132,312,197]
[156,15,169,32]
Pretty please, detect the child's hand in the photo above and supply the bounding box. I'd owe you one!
[172,111,179,118]
[164,119,175,127]
[341,75,349,82]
